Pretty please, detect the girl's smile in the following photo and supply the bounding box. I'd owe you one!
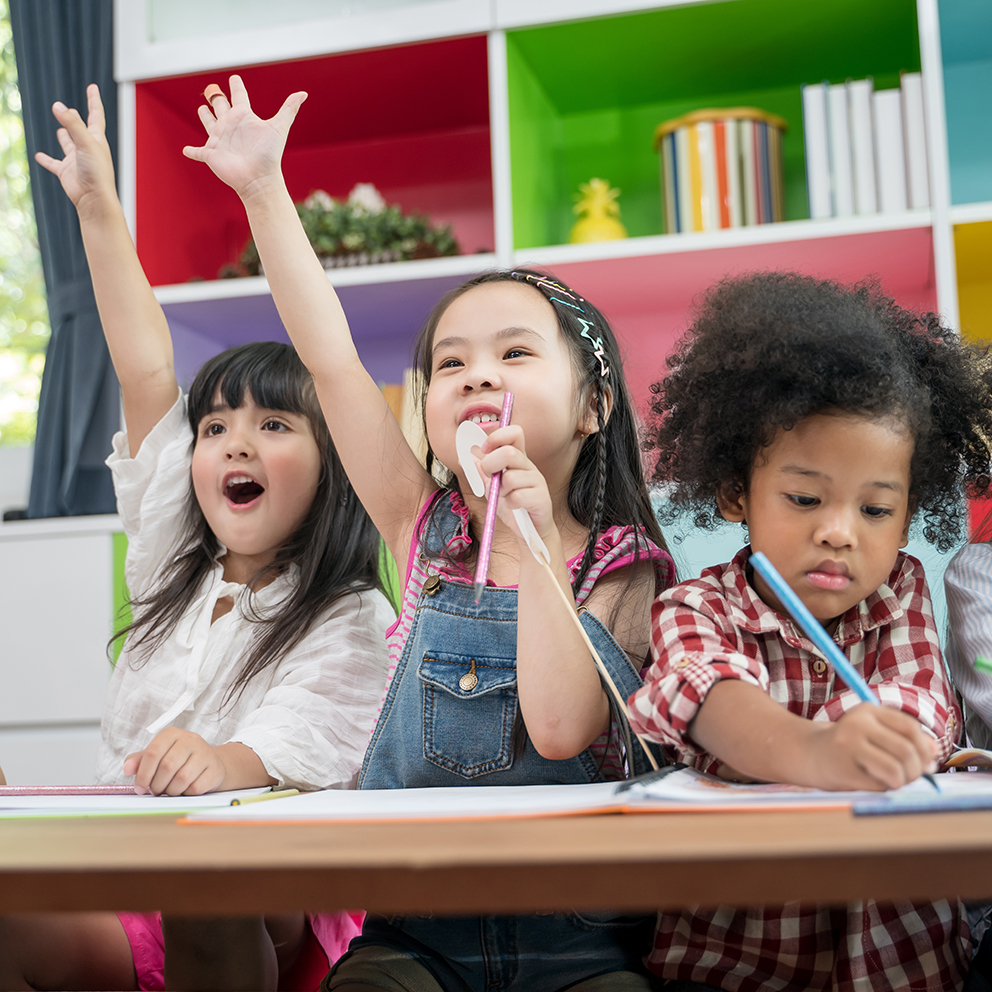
[426,282,593,493]
[459,402,504,432]
[718,411,914,629]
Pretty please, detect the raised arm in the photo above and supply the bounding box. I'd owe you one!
[35,84,178,455]
[182,76,434,563]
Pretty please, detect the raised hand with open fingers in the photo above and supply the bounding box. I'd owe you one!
[34,82,115,210]
[182,73,307,198]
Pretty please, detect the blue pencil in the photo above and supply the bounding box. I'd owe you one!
[749,551,940,792]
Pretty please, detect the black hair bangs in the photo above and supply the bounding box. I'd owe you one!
[186,341,318,438]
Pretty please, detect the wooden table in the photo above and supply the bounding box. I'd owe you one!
[2,808,992,915]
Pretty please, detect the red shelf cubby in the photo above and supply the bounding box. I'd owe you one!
[135,35,494,286]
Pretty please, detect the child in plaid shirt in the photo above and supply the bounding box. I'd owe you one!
[629,273,992,992]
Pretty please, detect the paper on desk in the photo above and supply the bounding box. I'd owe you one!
[188,781,622,823]
[184,768,992,824]
[0,786,272,818]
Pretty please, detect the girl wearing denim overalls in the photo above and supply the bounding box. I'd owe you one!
[188,76,674,992]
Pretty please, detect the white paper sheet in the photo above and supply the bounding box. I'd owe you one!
[185,769,992,823]
[0,786,272,817]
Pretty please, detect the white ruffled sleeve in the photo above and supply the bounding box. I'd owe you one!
[105,391,200,600]
[228,588,395,791]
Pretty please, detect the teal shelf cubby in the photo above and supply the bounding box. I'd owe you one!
[940,0,992,205]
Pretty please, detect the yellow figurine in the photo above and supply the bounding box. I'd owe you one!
[569,178,628,243]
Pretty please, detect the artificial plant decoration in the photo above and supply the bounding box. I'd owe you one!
[227,183,459,277]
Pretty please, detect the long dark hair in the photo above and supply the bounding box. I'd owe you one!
[112,341,384,701]
[411,268,668,592]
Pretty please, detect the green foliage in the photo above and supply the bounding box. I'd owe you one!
[233,185,459,277]
[0,0,49,448]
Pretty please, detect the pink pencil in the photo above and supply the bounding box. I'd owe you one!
[474,391,514,603]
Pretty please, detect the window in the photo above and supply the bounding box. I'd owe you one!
[0,0,49,448]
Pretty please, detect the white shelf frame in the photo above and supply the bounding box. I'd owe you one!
[917,0,959,331]
[121,0,969,325]
[950,202,992,226]
[153,254,500,307]
[114,0,492,82]
[113,0,723,82]
[149,212,936,308]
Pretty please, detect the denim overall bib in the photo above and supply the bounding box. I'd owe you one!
[349,503,661,990]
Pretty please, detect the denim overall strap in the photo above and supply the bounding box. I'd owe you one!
[360,573,656,788]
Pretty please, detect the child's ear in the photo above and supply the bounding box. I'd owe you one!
[716,481,747,523]
[579,382,614,436]
[900,499,916,547]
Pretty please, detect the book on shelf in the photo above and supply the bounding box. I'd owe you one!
[827,81,855,217]
[901,71,931,209]
[802,73,930,221]
[802,82,832,220]
[847,77,878,215]
[873,87,908,212]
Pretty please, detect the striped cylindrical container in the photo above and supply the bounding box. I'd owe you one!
[654,108,787,234]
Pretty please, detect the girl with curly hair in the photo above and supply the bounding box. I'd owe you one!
[628,271,992,992]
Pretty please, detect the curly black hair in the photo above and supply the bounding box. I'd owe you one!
[647,272,992,552]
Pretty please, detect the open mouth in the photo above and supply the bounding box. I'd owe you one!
[225,476,265,505]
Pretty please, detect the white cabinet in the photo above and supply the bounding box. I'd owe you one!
[0,516,118,783]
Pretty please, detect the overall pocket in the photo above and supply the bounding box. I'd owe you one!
[419,652,517,778]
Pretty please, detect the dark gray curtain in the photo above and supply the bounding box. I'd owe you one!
[11,0,118,517]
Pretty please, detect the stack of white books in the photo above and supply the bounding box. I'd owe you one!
[802,73,930,220]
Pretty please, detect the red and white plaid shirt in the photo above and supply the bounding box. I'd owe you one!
[629,548,969,992]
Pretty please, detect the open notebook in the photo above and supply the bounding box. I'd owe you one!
[183,766,992,824]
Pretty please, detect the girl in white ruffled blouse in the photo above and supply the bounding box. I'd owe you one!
[0,85,393,992]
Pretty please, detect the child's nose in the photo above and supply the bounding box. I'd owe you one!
[223,430,254,459]
[815,510,857,548]
[462,363,502,392]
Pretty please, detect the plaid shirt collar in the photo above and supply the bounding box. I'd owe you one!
[720,546,905,651]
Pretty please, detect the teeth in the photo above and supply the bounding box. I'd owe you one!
[226,475,254,487]
[470,414,498,424]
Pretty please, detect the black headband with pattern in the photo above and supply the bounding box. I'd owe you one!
[510,271,611,378]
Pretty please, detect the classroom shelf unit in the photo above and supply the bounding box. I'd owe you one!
[113,0,984,413]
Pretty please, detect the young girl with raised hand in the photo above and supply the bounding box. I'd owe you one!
[0,84,395,992]
[186,76,673,992]
[630,272,992,992]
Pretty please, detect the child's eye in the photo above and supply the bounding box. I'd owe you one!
[263,420,288,432]
[504,347,528,359]
[203,423,225,437]
[786,494,818,507]
[862,505,893,518]
[437,358,462,370]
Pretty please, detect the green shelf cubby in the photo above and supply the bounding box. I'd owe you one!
[506,0,920,249]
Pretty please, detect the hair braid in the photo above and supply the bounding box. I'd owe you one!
[572,382,609,594]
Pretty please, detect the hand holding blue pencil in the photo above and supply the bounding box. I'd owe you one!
[749,551,940,791]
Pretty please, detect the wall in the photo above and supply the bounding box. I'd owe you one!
[0,446,32,517]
